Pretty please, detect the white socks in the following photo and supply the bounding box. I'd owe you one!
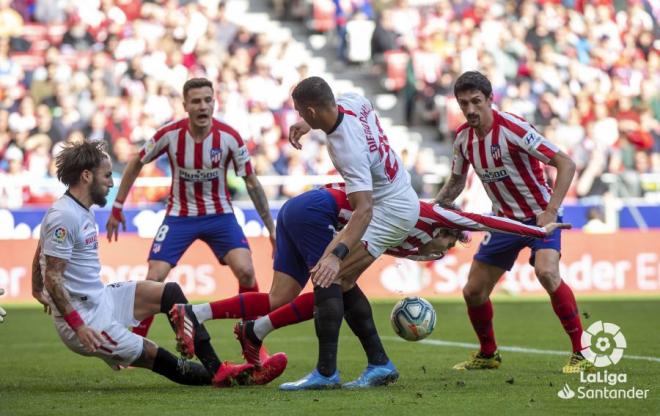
[192,303,212,324]
[253,316,275,341]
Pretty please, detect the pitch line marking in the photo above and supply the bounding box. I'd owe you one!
[382,337,660,363]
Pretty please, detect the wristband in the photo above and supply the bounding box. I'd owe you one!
[331,243,349,260]
[64,310,85,331]
[111,200,124,220]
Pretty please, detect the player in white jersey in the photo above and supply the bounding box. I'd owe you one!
[272,76,420,389]
[105,78,276,341]
[434,71,591,374]
[29,140,287,386]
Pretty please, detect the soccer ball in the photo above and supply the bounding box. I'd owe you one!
[390,296,436,341]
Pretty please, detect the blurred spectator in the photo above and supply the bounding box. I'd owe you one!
[1,0,658,210]
[582,207,615,234]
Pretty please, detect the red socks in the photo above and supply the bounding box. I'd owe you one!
[269,292,315,329]
[132,315,155,337]
[550,280,583,352]
[239,281,259,293]
[467,299,497,356]
[210,292,271,320]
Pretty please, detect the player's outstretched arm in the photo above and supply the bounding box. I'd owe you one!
[0,288,6,323]
[434,207,571,238]
[31,243,51,314]
[244,173,276,249]
[434,173,467,206]
[106,156,144,242]
[288,120,311,150]
[43,255,104,352]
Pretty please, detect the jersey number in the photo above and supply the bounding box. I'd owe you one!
[155,225,170,242]
[374,115,399,182]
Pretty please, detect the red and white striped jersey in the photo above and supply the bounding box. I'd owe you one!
[384,201,546,258]
[139,118,253,216]
[320,184,547,259]
[451,110,560,220]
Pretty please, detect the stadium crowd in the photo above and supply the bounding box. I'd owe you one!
[0,0,658,209]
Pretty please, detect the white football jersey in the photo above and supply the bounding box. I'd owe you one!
[39,194,104,305]
[327,93,412,203]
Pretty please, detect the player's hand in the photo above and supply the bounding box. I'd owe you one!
[75,325,105,353]
[288,121,311,150]
[310,254,341,288]
[543,222,572,235]
[106,210,126,242]
[32,289,51,315]
[536,209,557,227]
[0,288,6,323]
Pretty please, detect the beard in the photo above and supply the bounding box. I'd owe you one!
[90,178,108,207]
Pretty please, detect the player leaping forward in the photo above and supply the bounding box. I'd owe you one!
[106,78,276,341]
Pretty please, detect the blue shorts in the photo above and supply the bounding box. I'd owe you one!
[273,189,338,287]
[474,216,562,271]
[148,214,250,266]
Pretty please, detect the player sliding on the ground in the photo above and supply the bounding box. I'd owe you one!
[31,140,286,387]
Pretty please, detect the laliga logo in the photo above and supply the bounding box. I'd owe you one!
[580,321,627,367]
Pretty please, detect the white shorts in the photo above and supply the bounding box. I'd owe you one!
[52,281,143,369]
[362,187,419,258]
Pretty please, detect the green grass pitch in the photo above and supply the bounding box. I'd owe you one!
[1,299,658,415]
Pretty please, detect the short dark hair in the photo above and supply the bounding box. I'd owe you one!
[56,140,109,187]
[453,71,492,98]
[291,76,335,108]
[183,77,213,99]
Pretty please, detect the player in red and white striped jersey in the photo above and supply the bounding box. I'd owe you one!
[105,78,277,350]
[434,71,590,373]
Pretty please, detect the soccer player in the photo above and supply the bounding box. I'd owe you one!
[31,140,285,387]
[434,71,591,373]
[170,183,570,386]
[105,78,276,338]
[266,76,422,390]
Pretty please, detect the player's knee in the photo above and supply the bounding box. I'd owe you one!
[536,268,560,292]
[146,269,167,282]
[463,284,488,306]
[234,266,255,286]
[160,282,187,313]
[340,280,356,292]
[131,338,159,369]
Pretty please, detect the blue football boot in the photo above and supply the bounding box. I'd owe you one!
[342,361,399,389]
[279,369,341,391]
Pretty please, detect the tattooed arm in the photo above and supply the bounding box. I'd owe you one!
[43,254,103,352]
[434,173,467,206]
[31,243,51,314]
[244,173,276,244]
